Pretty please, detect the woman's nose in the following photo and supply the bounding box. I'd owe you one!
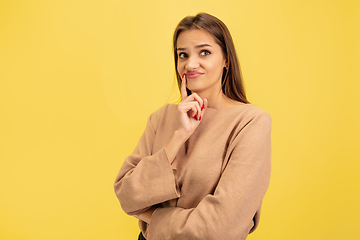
[186,56,200,70]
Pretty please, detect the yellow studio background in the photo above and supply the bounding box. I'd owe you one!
[0,0,359,239]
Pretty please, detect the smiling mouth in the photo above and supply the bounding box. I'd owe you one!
[186,72,204,79]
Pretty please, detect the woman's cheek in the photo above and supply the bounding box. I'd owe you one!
[177,62,184,72]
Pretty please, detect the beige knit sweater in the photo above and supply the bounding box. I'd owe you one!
[114,103,271,240]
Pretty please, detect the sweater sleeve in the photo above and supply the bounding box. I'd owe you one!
[147,110,271,240]
[114,105,180,215]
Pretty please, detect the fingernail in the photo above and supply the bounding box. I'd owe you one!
[199,116,202,121]
[205,98,208,101]
[201,105,204,111]
[182,73,185,79]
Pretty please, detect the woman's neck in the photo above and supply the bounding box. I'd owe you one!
[197,91,244,109]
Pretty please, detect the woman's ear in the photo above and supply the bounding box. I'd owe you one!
[224,59,229,69]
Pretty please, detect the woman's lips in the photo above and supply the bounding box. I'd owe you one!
[186,72,204,79]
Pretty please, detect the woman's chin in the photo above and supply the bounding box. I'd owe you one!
[187,84,203,93]
[188,88,201,94]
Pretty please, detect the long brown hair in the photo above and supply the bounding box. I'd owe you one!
[173,13,249,103]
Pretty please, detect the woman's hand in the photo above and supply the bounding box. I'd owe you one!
[177,74,208,139]
[164,74,208,163]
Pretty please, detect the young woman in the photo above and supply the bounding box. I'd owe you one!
[114,13,271,240]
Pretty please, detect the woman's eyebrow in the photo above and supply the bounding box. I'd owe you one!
[176,44,213,51]
[195,44,212,48]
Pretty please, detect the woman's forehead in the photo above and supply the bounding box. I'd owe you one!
[177,29,217,48]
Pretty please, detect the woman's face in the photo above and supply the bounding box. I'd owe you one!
[176,29,227,96]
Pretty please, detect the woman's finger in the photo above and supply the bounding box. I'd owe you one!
[189,93,203,109]
[179,101,201,117]
[180,74,188,100]
[198,97,208,121]
[203,97,208,110]
[182,93,204,114]
[191,101,201,119]
[194,101,202,119]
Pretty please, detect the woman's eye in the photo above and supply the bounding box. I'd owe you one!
[178,52,187,59]
[200,50,211,56]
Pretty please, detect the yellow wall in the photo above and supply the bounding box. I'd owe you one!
[1,0,359,239]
